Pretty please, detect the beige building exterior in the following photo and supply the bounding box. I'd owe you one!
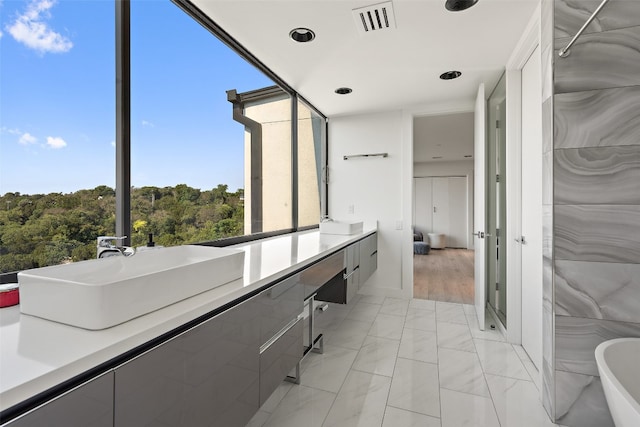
[229,86,321,233]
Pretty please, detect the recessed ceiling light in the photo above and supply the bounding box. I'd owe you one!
[289,28,315,43]
[440,70,462,80]
[445,0,479,12]
[335,87,353,95]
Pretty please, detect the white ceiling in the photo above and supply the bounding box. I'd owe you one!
[413,112,474,163]
[193,0,538,117]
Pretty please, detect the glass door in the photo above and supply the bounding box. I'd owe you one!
[487,72,507,326]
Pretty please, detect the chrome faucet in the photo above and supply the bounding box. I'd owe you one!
[97,236,135,258]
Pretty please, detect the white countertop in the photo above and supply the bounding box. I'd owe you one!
[0,227,375,413]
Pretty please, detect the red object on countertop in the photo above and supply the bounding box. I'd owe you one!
[0,283,19,308]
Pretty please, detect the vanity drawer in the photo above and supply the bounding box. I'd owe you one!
[259,317,303,406]
[301,251,345,299]
[257,274,303,345]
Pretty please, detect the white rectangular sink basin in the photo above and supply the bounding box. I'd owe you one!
[319,220,363,235]
[18,245,244,330]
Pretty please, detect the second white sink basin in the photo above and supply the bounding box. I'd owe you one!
[18,245,245,330]
[319,220,363,235]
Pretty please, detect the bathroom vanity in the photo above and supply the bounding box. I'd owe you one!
[0,228,376,426]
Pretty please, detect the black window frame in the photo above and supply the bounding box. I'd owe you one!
[118,0,328,247]
[0,0,328,280]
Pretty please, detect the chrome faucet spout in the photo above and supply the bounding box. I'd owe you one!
[97,236,135,258]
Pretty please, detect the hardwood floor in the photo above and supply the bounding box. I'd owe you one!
[413,248,475,304]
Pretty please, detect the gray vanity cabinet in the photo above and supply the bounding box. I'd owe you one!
[300,251,344,300]
[4,372,114,427]
[359,233,377,287]
[256,274,303,406]
[344,242,360,304]
[257,273,303,346]
[114,297,261,427]
[259,317,302,405]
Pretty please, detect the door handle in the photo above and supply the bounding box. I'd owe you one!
[472,231,485,238]
[513,236,525,244]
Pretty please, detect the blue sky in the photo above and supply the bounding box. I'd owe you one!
[0,0,273,195]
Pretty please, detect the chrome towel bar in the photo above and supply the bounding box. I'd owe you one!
[343,152,388,160]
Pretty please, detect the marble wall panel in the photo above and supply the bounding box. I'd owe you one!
[542,358,555,419]
[550,3,640,426]
[543,298,555,365]
[542,0,554,51]
[554,204,640,263]
[555,25,640,93]
[542,43,554,102]
[542,3,555,417]
[555,370,614,427]
[554,146,640,205]
[542,97,553,153]
[543,206,553,259]
[555,0,640,38]
[554,86,640,149]
[543,256,554,304]
[542,301,555,420]
[556,260,640,322]
[543,151,554,206]
[555,315,640,376]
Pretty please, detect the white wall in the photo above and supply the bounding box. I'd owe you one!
[414,160,474,249]
[414,160,473,177]
[329,102,475,299]
[413,113,474,163]
[329,111,404,296]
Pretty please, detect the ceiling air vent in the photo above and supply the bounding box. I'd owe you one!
[352,1,397,35]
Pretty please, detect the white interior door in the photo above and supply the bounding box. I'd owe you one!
[474,83,487,330]
[413,178,432,238]
[432,177,450,236]
[521,46,543,369]
[448,177,467,248]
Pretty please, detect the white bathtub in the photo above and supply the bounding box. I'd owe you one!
[595,338,640,427]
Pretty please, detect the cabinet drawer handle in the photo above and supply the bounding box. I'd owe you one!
[343,265,360,280]
[371,250,377,257]
[260,316,302,354]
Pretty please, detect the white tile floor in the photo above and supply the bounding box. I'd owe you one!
[248,295,563,427]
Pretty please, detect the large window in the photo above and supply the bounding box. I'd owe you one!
[0,0,326,274]
[230,87,293,234]
[297,100,325,228]
[0,0,115,272]
[129,0,285,247]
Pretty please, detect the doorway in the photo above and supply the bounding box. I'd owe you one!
[412,113,475,304]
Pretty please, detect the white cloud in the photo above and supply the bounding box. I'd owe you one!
[6,0,73,54]
[1,127,22,136]
[19,132,37,145]
[141,120,155,128]
[46,136,66,149]
[110,140,116,147]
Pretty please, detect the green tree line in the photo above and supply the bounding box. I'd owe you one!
[0,184,244,273]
